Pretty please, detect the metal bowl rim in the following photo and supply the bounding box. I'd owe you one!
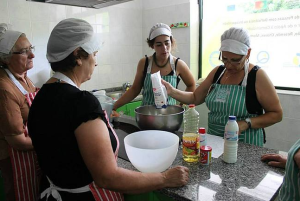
[134,105,185,117]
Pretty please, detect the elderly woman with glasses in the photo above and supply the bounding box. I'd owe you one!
[162,27,283,146]
[0,24,40,201]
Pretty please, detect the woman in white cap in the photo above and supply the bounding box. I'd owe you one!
[162,27,283,146]
[112,23,195,112]
[0,24,40,201]
[28,18,189,201]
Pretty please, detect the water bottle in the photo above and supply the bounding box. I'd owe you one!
[182,104,200,163]
[199,127,207,147]
[223,116,239,163]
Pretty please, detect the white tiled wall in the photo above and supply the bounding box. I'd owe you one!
[0,0,143,89]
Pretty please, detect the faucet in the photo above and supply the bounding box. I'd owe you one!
[122,82,131,92]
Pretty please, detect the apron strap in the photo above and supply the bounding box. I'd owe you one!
[41,176,90,201]
[3,68,28,95]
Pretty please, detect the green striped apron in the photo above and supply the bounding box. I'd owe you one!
[279,139,300,201]
[142,54,177,106]
[205,67,264,146]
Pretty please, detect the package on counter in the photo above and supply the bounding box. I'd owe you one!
[151,71,168,108]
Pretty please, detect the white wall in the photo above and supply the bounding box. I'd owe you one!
[0,0,143,90]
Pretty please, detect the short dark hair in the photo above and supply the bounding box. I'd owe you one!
[50,48,89,72]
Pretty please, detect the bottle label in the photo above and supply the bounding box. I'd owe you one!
[182,134,199,156]
[224,131,238,141]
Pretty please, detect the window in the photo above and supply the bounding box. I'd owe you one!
[201,0,300,90]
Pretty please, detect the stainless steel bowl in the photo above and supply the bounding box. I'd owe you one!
[135,105,184,132]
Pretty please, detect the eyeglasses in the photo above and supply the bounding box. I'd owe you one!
[219,53,244,66]
[12,46,35,56]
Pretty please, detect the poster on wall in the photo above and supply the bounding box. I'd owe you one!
[202,0,300,89]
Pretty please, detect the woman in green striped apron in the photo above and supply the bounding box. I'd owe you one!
[112,23,195,112]
[261,139,300,200]
[162,27,282,147]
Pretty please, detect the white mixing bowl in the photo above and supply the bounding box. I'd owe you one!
[124,130,179,173]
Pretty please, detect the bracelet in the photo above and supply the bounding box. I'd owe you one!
[244,118,252,129]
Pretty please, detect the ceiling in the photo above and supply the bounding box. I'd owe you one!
[27,0,133,9]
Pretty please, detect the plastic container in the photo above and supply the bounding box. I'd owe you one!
[199,127,207,147]
[223,115,239,163]
[124,130,179,173]
[182,104,200,163]
[93,93,114,122]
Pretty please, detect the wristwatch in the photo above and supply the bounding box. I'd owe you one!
[245,118,252,129]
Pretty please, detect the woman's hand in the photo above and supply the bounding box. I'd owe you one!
[237,120,249,134]
[261,153,287,169]
[161,79,174,96]
[294,149,300,169]
[111,110,120,118]
[162,166,189,187]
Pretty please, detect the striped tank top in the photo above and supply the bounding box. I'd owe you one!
[205,66,264,146]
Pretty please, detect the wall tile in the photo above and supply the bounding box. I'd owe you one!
[0,0,9,22]
[31,22,51,46]
[8,0,31,21]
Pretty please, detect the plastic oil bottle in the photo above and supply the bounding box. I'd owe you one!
[182,104,200,162]
[223,115,239,163]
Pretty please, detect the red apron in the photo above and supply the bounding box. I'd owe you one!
[40,111,123,201]
[4,68,40,201]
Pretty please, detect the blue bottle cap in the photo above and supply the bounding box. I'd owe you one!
[229,115,236,120]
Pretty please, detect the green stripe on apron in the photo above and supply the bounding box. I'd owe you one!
[205,68,264,147]
[142,54,177,106]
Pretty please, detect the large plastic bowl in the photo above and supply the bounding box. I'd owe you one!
[124,130,179,173]
[135,105,184,132]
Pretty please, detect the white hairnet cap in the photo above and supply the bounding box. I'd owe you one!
[0,23,24,54]
[220,27,250,55]
[47,18,101,63]
[149,23,172,40]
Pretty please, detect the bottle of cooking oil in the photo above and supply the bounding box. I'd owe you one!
[182,104,200,162]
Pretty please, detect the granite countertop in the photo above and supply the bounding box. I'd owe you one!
[117,134,285,201]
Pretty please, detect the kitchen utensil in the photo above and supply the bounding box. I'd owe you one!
[124,130,179,173]
[135,105,184,132]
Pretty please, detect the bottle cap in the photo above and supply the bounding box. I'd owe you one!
[199,127,206,134]
[229,115,236,120]
[189,104,195,108]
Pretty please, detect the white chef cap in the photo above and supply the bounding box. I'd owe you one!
[149,23,172,40]
[220,27,250,55]
[0,23,24,54]
[47,18,101,63]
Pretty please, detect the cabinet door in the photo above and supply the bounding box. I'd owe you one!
[127,101,142,117]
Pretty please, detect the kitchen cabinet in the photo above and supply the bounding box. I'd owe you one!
[116,101,142,117]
